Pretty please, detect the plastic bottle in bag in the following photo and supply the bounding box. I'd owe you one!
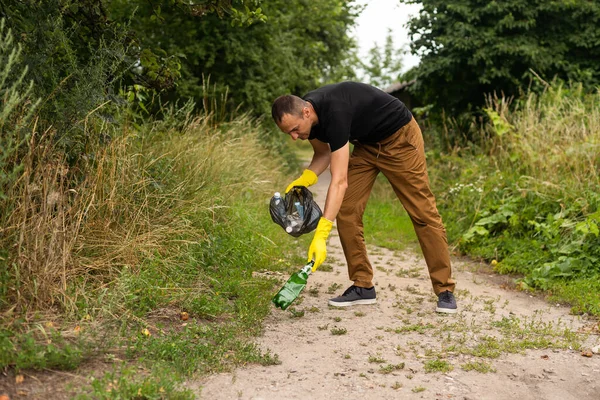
[294,201,304,219]
[271,192,286,218]
[285,218,300,234]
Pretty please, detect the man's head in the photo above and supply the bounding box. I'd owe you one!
[271,95,316,141]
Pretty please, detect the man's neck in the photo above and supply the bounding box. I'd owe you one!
[307,101,319,126]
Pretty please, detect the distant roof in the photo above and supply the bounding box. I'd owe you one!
[383,79,416,94]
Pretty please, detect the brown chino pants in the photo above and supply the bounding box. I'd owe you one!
[336,117,455,295]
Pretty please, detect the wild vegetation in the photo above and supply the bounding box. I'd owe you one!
[431,82,600,315]
[1,0,599,396]
[364,80,600,315]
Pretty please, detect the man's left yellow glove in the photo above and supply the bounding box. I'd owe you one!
[308,217,333,272]
[286,169,318,194]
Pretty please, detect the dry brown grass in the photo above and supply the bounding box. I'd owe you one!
[486,82,600,195]
[2,111,285,315]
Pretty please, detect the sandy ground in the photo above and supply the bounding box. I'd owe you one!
[194,169,600,400]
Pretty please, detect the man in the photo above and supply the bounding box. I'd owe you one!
[271,82,457,313]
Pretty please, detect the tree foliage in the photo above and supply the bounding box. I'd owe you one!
[109,0,360,116]
[359,29,405,89]
[0,0,359,163]
[401,0,600,114]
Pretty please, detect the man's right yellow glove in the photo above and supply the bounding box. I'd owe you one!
[308,217,333,272]
[285,169,318,193]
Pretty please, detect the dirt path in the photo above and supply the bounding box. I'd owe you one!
[195,169,600,400]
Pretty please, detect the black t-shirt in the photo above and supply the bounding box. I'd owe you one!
[304,82,412,152]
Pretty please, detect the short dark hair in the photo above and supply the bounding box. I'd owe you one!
[271,95,306,124]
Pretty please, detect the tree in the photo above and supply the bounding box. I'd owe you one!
[0,0,285,160]
[359,29,405,89]
[108,0,361,116]
[401,0,600,114]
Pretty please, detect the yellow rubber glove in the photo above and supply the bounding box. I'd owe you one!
[308,217,333,272]
[285,169,318,193]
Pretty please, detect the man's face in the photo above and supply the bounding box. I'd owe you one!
[277,109,311,141]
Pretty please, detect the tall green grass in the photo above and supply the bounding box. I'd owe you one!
[426,81,600,315]
[363,175,418,251]
[1,104,302,398]
[1,14,304,393]
[364,81,599,315]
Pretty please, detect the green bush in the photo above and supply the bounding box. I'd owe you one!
[0,18,38,202]
[425,81,600,314]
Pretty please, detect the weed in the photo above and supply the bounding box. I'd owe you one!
[0,328,86,371]
[327,283,343,294]
[483,299,496,314]
[289,308,305,318]
[392,323,435,334]
[461,361,496,373]
[405,285,422,295]
[308,287,319,297]
[379,363,405,374]
[412,386,426,393]
[395,345,405,357]
[317,324,329,331]
[424,359,453,373]
[333,316,342,322]
[368,354,386,364]
[75,367,194,399]
[396,267,422,278]
[330,327,347,335]
[354,311,366,317]
[391,381,403,389]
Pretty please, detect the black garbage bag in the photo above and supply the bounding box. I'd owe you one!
[269,186,322,237]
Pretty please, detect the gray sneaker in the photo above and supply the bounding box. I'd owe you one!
[328,285,377,307]
[436,290,457,313]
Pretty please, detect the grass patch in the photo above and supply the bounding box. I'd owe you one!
[0,111,302,393]
[363,176,418,250]
[461,361,496,373]
[327,283,343,294]
[547,277,600,315]
[127,324,281,376]
[424,358,453,373]
[441,314,582,359]
[0,328,86,371]
[330,327,347,335]
[319,264,334,272]
[379,363,405,374]
[389,323,435,334]
[368,354,386,364]
[74,367,194,399]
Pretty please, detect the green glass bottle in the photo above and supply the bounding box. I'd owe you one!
[272,261,315,310]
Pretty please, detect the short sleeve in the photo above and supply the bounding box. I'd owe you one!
[324,110,352,152]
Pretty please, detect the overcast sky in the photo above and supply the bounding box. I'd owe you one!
[351,0,422,72]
